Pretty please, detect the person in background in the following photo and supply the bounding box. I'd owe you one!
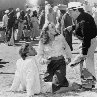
[2,10,9,43]
[16,8,20,20]
[17,10,25,41]
[55,4,67,33]
[66,2,97,89]
[39,10,45,30]
[14,8,21,42]
[31,10,40,41]
[2,10,9,28]
[61,8,73,51]
[92,3,97,26]
[45,6,57,25]
[23,8,31,41]
[83,0,92,15]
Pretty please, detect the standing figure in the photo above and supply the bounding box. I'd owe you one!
[7,9,16,46]
[39,10,45,30]
[67,2,97,89]
[61,11,73,51]
[31,10,40,40]
[23,8,31,41]
[56,4,67,33]
[45,6,57,25]
[2,10,9,43]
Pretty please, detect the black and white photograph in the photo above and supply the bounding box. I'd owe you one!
[0,0,97,97]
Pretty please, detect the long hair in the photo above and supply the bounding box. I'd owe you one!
[40,24,50,44]
[19,43,29,60]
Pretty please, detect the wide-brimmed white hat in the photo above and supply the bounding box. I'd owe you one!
[68,2,83,10]
[5,10,9,13]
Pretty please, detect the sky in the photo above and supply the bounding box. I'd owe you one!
[26,0,39,6]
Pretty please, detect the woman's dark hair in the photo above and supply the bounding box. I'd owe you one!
[19,43,29,60]
[32,10,38,17]
[40,25,50,44]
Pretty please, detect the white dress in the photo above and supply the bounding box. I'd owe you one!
[10,56,41,96]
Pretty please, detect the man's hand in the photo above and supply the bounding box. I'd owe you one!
[68,54,87,67]
[64,26,72,32]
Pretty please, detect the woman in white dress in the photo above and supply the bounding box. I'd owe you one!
[10,43,41,97]
[38,23,72,93]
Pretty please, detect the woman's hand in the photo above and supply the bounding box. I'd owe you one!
[40,58,51,65]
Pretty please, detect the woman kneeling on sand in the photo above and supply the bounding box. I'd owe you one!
[10,43,41,97]
[38,23,82,93]
[10,43,52,97]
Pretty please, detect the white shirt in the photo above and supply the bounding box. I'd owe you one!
[38,34,72,59]
[2,14,9,27]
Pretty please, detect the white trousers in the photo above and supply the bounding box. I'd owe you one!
[71,37,97,79]
[84,37,97,78]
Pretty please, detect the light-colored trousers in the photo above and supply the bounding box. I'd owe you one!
[71,37,97,79]
[85,37,97,78]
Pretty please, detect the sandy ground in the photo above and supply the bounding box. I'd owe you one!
[0,37,97,97]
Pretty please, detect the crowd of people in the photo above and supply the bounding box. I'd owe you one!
[1,0,97,97]
[2,5,40,46]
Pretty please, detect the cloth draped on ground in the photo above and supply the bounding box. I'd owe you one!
[10,57,41,96]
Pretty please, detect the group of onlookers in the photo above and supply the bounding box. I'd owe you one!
[2,6,40,46]
[1,0,97,47]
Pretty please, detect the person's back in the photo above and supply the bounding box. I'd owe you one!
[39,10,45,29]
[61,12,73,51]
